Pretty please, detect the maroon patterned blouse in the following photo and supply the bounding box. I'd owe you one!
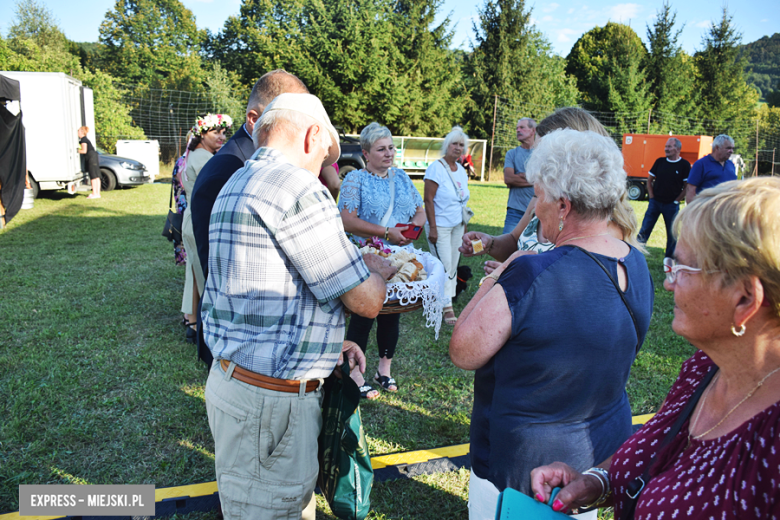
[610,350,780,519]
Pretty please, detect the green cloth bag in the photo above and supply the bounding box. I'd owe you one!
[318,361,373,520]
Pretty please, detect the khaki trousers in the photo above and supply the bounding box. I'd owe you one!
[206,361,323,520]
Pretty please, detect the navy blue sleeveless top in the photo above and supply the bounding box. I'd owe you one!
[469,245,654,495]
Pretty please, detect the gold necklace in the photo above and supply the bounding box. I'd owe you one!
[687,366,780,449]
[556,232,611,247]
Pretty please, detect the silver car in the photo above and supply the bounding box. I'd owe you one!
[97,149,150,191]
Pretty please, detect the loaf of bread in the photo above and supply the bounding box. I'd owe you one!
[363,246,428,284]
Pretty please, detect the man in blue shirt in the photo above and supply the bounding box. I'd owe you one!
[685,134,736,203]
[189,70,310,367]
[502,118,536,234]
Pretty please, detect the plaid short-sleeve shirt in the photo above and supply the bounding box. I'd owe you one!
[201,148,371,380]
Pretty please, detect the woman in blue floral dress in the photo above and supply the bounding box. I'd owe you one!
[338,122,426,398]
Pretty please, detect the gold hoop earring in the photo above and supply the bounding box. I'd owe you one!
[731,324,746,337]
[559,218,564,231]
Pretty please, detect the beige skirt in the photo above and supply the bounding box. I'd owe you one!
[180,208,205,315]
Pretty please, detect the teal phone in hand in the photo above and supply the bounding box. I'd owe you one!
[495,487,571,519]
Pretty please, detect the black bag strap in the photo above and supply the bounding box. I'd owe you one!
[619,366,718,520]
[168,177,175,211]
[570,246,641,353]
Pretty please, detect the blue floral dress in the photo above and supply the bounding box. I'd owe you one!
[338,167,423,244]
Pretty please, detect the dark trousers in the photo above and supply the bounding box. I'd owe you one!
[346,313,400,359]
[638,198,679,258]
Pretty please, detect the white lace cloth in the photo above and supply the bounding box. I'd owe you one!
[384,246,445,339]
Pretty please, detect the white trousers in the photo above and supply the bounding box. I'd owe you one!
[425,222,465,308]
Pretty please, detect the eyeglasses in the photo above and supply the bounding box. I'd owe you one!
[664,259,718,284]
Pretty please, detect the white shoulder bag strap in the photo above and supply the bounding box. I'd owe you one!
[439,159,464,204]
[379,169,396,227]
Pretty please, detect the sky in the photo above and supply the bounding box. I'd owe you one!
[1,0,778,58]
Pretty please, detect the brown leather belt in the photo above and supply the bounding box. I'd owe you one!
[220,359,320,393]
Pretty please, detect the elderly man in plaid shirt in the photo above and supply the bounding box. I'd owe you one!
[201,93,396,520]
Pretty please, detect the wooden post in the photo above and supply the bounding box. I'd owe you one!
[753,119,759,177]
[489,95,498,180]
[646,108,652,134]
[773,149,776,176]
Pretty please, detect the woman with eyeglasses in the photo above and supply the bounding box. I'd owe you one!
[531,177,780,519]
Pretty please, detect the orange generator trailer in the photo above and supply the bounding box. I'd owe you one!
[621,134,713,200]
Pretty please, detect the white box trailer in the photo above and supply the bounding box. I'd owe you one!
[0,71,95,197]
[116,140,159,181]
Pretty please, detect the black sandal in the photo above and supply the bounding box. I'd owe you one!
[358,384,379,399]
[373,372,398,392]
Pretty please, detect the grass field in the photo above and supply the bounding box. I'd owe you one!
[0,180,693,519]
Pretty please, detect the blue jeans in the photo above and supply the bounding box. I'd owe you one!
[503,207,526,235]
[638,198,679,258]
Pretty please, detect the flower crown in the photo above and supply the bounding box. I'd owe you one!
[192,113,233,136]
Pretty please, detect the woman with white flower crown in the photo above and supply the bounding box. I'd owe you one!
[179,113,232,342]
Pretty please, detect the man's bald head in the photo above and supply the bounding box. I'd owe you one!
[245,70,308,134]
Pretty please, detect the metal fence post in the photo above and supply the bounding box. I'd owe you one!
[489,95,498,180]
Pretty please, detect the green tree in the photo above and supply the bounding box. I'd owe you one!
[80,69,146,153]
[767,81,780,108]
[565,22,648,113]
[70,41,103,71]
[2,0,145,153]
[604,30,651,115]
[519,32,579,109]
[202,62,246,128]
[644,1,697,119]
[291,0,406,133]
[99,0,206,90]
[207,0,466,136]
[739,33,780,102]
[204,0,306,89]
[694,8,758,125]
[7,0,65,44]
[3,0,81,74]
[606,58,652,135]
[385,0,467,135]
[464,0,578,139]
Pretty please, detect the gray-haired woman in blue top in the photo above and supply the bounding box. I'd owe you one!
[451,128,654,519]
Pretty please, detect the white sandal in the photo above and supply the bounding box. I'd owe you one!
[443,306,457,326]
